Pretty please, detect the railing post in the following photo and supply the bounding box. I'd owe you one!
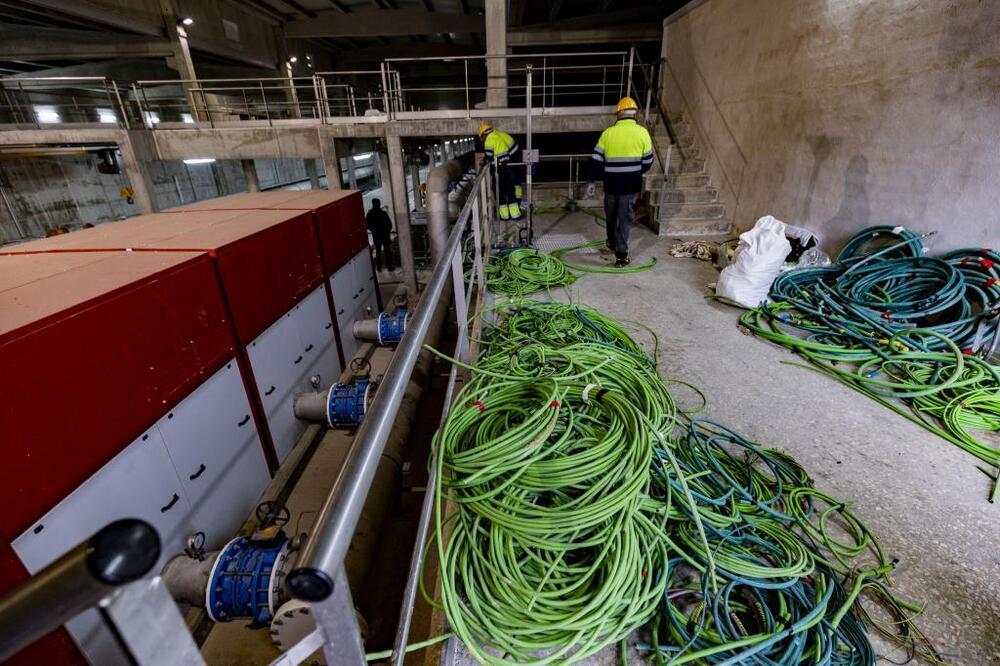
[379,63,391,118]
[464,60,470,117]
[260,81,271,126]
[312,566,366,665]
[626,45,635,99]
[451,251,469,362]
[524,64,534,243]
[111,81,129,129]
[100,577,205,665]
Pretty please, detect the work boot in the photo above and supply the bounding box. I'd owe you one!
[509,203,523,220]
[614,256,631,268]
[600,244,613,255]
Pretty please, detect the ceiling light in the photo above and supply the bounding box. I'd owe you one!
[35,106,60,124]
[353,153,373,161]
[183,158,216,165]
[179,16,194,26]
[97,108,117,124]
[181,113,194,123]
[288,56,298,63]
[142,111,160,125]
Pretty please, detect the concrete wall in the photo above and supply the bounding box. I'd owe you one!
[661,0,1000,252]
[0,156,317,243]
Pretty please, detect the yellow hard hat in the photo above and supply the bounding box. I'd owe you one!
[615,97,639,115]
[477,122,493,139]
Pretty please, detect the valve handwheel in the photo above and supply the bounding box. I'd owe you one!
[255,501,290,529]
[349,357,371,378]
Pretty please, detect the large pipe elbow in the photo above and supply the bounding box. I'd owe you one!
[426,154,474,265]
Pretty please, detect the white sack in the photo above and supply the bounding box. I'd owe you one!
[716,215,792,307]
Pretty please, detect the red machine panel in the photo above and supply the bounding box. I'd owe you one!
[0,252,234,539]
[170,190,368,275]
[0,209,324,344]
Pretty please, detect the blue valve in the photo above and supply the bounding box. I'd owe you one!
[377,308,409,344]
[206,531,289,625]
[326,377,372,427]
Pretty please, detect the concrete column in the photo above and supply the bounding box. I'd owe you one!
[320,135,343,189]
[345,151,358,189]
[377,151,391,194]
[408,158,422,210]
[117,132,157,214]
[161,1,202,121]
[485,0,508,108]
[305,159,320,189]
[386,133,417,292]
[242,160,260,192]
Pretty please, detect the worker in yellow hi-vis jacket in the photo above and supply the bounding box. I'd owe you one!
[478,123,522,221]
[590,97,654,267]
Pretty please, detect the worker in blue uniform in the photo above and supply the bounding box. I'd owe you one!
[478,123,522,221]
[590,97,655,267]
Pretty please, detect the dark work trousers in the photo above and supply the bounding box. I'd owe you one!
[373,234,394,271]
[604,192,637,260]
[497,163,517,207]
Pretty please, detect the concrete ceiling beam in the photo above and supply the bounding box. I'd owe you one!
[0,26,173,60]
[284,8,485,38]
[509,25,663,46]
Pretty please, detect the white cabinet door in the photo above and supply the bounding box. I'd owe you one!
[13,428,193,576]
[248,312,309,464]
[12,429,195,666]
[292,286,342,385]
[353,250,376,307]
[331,263,356,319]
[157,360,270,550]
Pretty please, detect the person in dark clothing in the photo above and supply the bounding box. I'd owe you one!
[366,198,394,271]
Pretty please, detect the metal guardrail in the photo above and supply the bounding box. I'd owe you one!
[0,168,492,665]
[281,166,489,664]
[0,49,658,129]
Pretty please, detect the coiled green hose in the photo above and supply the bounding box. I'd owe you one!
[416,298,941,665]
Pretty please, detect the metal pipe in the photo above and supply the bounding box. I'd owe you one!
[0,519,160,662]
[285,168,487,603]
[352,317,381,342]
[426,153,474,265]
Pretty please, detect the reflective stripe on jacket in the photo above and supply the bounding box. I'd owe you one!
[591,118,654,195]
[483,129,520,165]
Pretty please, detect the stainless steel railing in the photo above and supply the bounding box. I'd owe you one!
[0,50,649,129]
[0,519,202,664]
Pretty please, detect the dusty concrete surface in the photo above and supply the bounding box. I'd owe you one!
[450,212,1000,664]
[661,0,1000,252]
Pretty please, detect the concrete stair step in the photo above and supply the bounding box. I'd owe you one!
[657,202,726,220]
[655,187,719,204]
[668,158,706,174]
[661,219,734,236]
[665,173,711,188]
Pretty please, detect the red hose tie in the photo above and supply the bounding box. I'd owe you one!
[474,400,485,412]
[962,348,973,356]
[980,258,996,269]
[984,278,998,289]
[549,400,560,408]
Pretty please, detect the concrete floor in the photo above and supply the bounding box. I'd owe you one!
[454,211,1000,664]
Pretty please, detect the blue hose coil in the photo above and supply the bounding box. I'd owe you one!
[206,533,288,624]
[378,308,409,344]
[327,377,371,427]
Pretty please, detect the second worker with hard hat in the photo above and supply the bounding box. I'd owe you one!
[590,97,655,267]
[478,123,522,221]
